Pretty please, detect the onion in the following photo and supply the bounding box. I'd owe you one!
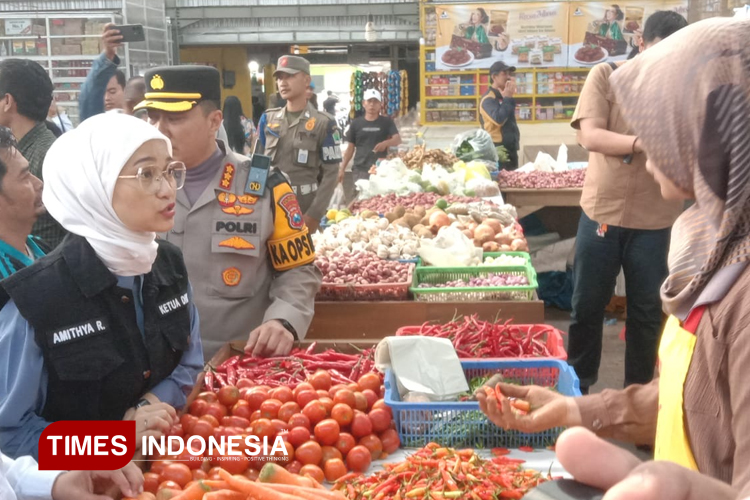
[461,229,474,240]
[482,218,503,234]
[474,224,495,245]
[429,211,451,234]
[494,233,513,246]
[482,241,500,252]
[511,238,528,252]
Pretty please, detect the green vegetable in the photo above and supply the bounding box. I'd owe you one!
[436,198,449,210]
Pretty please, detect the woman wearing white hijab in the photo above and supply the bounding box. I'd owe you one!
[0,113,204,460]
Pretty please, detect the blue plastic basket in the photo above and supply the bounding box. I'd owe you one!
[384,359,581,449]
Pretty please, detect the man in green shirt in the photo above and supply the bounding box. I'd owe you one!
[0,59,65,248]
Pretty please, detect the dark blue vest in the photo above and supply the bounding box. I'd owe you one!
[0,235,191,421]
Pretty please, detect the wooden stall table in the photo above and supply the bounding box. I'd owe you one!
[307,299,545,341]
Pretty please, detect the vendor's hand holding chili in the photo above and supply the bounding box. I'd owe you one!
[477,381,581,434]
[480,16,750,497]
[0,113,203,459]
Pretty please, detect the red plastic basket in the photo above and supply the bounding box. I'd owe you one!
[395,323,567,360]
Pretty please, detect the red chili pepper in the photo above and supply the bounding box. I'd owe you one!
[203,371,215,391]
[491,448,511,456]
[518,446,534,453]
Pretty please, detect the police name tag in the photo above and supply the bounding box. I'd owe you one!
[245,154,271,196]
[297,149,309,164]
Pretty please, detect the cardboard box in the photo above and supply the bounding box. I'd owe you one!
[52,43,82,56]
[81,41,100,55]
[63,20,84,36]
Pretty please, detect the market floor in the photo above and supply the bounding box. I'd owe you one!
[545,306,652,461]
[544,306,625,393]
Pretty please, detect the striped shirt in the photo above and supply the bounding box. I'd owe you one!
[17,122,67,248]
[0,237,47,279]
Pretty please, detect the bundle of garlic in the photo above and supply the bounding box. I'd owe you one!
[312,215,420,260]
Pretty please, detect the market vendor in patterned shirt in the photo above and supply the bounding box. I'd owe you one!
[0,59,66,248]
[0,127,47,278]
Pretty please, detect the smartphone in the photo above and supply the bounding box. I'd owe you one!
[112,24,145,43]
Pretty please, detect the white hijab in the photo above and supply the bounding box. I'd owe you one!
[42,113,172,276]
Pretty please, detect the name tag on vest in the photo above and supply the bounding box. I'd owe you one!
[48,318,108,348]
[157,293,189,316]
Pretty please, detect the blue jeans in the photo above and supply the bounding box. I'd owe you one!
[568,212,671,389]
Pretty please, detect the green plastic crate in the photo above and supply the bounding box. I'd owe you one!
[410,264,538,302]
[417,251,531,269]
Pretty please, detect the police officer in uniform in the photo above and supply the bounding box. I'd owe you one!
[135,66,322,359]
[260,56,342,233]
[0,113,202,459]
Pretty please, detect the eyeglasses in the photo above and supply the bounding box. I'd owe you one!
[118,161,186,194]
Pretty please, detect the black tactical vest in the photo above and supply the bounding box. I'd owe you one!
[0,235,191,421]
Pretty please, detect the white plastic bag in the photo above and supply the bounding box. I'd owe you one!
[418,227,483,267]
[328,183,346,210]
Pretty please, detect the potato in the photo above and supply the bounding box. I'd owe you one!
[360,210,378,219]
[412,224,426,234]
[394,205,406,219]
[414,206,426,217]
[385,212,398,223]
[483,241,500,252]
[403,213,421,228]
[417,228,434,238]
[393,217,411,228]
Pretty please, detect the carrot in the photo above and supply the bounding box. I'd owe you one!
[217,469,300,500]
[302,473,327,490]
[202,480,232,491]
[204,492,248,500]
[171,481,212,500]
[261,483,348,500]
[258,463,316,489]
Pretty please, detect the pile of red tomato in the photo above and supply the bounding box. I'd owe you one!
[149,370,399,495]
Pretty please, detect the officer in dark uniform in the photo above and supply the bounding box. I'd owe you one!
[260,56,342,232]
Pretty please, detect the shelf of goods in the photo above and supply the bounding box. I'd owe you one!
[419,6,590,126]
[350,69,409,120]
[0,8,171,126]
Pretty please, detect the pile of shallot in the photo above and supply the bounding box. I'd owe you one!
[351,193,485,214]
[316,251,412,285]
[497,169,587,189]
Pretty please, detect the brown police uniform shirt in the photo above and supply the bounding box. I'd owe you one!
[262,102,342,221]
[577,264,750,491]
[572,62,682,230]
[161,143,322,358]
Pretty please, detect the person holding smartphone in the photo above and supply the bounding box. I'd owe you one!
[79,23,125,121]
[479,61,519,170]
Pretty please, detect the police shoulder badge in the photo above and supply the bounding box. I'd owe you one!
[222,267,242,286]
[150,74,164,90]
[220,163,235,190]
[278,192,304,230]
